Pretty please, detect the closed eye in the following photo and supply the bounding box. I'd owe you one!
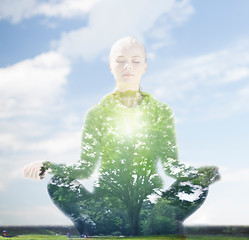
[116,56,125,63]
[132,56,141,63]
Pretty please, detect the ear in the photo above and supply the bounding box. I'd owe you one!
[109,64,113,74]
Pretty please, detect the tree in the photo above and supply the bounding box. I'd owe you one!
[98,132,161,235]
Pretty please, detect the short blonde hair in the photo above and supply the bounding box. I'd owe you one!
[109,36,147,62]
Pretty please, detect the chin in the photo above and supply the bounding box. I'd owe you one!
[121,76,136,82]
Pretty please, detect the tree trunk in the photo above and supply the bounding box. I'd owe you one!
[127,202,142,236]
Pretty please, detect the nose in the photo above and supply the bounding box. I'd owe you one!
[124,63,132,71]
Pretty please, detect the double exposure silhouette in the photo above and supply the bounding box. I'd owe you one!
[24,37,220,236]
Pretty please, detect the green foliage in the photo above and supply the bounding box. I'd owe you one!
[191,166,220,187]
[140,198,178,235]
[46,93,220,236]
[79,194,130,235]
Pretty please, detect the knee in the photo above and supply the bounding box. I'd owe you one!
[47,175,71,197]
[47,175,59,198]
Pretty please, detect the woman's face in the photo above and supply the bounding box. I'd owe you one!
[109,43,147,91]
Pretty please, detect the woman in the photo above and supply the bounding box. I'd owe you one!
[24,37,220,236]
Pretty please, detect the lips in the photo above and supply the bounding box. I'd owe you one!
[123,73,134,77]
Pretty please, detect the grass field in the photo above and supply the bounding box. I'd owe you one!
[1,235,249,240]
[1,226,249,239]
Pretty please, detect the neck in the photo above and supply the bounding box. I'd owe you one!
[116,83,140,92]
[113,89,143,107]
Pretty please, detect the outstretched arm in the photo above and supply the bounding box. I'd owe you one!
[24,106,102,180]
[47,106,102,180]
[157,104,220,187]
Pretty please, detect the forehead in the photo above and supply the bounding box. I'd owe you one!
[110,42,146,59]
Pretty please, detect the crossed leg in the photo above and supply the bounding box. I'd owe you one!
[47,175,208,235]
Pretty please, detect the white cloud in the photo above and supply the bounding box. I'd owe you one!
[0,133,22,151]
[36,0,101,19]
[28,131,81,155]
[146,0,194,50]
[1,0,194,60]
[0,0,101,23]
[143,39,249,118]
[0,182,4,192]
[55,0,194,61]
[0,130,81,155]
[0,50,81,194]
[0,0,36,23]
[0,50,73,191]
[145,47,249,100]
[0,51,70,118]
[0,129,82,196]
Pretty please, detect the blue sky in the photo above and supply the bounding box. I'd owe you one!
[0,0,249,226]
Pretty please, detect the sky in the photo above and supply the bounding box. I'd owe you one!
[0,0,249,226]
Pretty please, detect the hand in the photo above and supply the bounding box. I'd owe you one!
[192,166,221,187]
[23,161,49,180]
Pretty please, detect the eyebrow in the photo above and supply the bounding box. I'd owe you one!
[116,56,141,58]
